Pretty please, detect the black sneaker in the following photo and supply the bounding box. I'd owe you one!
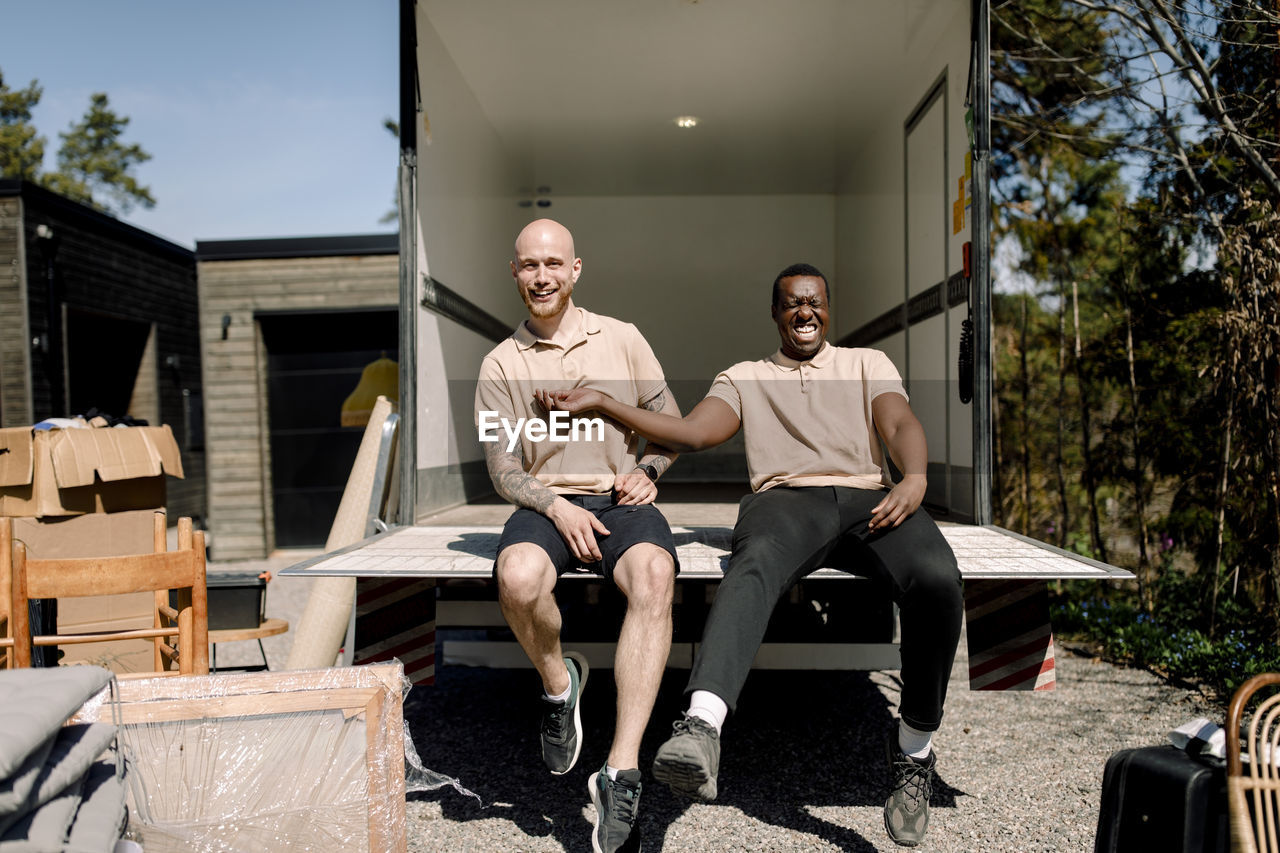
[883,731,936,847]
[541,651,588,775]
[651,713,720,801]
[589,764,642,853]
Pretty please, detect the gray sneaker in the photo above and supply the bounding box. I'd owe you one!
[651,713,720,801]
[540,651,588,775]
[883,731,936,847]
[588,764,642,853]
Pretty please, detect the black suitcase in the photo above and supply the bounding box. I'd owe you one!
[1094,744,1229,853]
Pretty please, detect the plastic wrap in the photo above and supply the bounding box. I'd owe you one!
[71,662,465,852]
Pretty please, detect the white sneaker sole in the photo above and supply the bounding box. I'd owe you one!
[550,650,589,776]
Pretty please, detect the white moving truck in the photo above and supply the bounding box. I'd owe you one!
[281,1,1130,683]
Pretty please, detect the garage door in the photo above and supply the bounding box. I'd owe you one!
[259,309,397,547]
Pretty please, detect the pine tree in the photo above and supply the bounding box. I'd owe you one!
[44,92,155,215]
[0,70,46,181]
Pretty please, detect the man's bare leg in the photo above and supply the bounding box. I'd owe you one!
[608,543,675,769]
[496,542,570,694]
[497,542,589,776]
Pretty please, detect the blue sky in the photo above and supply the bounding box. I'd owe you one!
[3,1,399,249]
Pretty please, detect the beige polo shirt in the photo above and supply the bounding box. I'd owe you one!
[474,307,667,494]
[705,342,908,493]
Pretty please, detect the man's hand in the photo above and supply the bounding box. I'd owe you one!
[535,387,605,415]
[868,474,926,531]
[546,496,611,562]
[614,468,657,506]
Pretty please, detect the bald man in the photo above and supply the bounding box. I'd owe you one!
[473,219,680,852]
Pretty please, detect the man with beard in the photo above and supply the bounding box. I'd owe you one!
[540,262,963,848]
[474,218,681,853]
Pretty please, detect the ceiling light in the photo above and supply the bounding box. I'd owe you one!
[674,116,699,129]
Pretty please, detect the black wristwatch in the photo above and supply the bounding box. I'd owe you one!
[638,463,659,482]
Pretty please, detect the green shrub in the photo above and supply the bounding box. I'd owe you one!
[1049,573,1280,701]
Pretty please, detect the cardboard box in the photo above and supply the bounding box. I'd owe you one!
[0,424,184,517]
[10,509,165,673]
[10,509,162,558]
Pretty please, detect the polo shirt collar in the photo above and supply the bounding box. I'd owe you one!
[513,306,601,350]
[770,341,833,370]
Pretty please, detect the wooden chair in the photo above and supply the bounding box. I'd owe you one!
[4,513,210,675]
[0,518,12,668]
[1227,672,1280,853]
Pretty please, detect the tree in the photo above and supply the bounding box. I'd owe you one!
[993,0,1280,638]
[380,117,399,225]
[991,0,1127,559]
[0,70,46,181]
[0,69,157,216]
[44,92,154,215]
[1107,0,1280,631]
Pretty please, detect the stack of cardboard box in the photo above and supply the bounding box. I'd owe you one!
[0,423,184,672]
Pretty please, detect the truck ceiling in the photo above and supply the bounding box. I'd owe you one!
[419,0,967,196]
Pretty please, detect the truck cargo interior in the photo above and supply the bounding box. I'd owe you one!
[407,0,983,523]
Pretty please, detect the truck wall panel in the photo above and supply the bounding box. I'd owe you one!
[412,11,523,517]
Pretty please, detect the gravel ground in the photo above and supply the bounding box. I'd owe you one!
[212,551,1217,852]
[401,640,1214,852]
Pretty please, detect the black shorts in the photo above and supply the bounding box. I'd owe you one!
[496,494,680,580]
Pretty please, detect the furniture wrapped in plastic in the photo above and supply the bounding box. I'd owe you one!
[71,662,462,853]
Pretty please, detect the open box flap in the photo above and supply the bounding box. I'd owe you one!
[0,428,35,489]
[48,426,184,488]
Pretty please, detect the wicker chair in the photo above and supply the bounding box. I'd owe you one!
[1227,672,1280,853]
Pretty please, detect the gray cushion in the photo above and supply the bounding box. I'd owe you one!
[0,725,116,837]
[63,760,126,853]
[0,669,112,780]
[0,739,55,828]
[0,771,83,851]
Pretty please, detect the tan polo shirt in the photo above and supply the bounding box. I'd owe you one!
[474,307,667,494]
[705,342,908,493]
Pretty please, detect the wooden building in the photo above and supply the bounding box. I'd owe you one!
[0,179,206,523]
[195,235,399,560]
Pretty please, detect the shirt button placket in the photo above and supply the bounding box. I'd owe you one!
[563,348,580,383]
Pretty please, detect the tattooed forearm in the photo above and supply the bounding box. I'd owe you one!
[641,391,668,412]
[637,454,672,479]
[483,442,556,513]
[636,386,680,477]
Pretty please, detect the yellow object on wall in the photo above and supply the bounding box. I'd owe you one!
[340,354,399,427]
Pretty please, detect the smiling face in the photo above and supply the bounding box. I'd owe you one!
[511,219,581,320]
[772,274,829,361]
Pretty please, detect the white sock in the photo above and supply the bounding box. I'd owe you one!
[605,764,619,781]
[687,690,729,734]
[898,720,933,760]
[543,663,571,703]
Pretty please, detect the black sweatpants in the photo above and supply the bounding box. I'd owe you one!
[687,485,963,732]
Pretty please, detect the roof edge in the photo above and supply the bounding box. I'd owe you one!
[0,179,194,260]
[196,233,400,261]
